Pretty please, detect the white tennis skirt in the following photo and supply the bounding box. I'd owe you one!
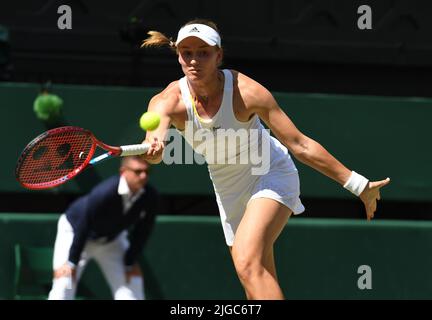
[213,155,305,246]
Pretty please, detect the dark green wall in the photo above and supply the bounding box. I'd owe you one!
[1,82,431,200]
[0,82,211,195]
[1,213,432,299]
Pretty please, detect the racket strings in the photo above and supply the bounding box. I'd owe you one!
[17,131,93,186]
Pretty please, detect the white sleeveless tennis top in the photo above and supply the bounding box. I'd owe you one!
[178,69,304,245]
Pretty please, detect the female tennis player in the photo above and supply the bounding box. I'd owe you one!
[140,19,390,299]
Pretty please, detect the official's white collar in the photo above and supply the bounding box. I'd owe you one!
[118,175,131,196]
[118,175,145,196]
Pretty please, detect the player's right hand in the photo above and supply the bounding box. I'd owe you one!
[142,137,164,164]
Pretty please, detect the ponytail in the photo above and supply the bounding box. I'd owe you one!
[140,31,176,51]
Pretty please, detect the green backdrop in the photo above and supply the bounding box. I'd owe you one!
[1,213,432,300]
[1,82,431,201]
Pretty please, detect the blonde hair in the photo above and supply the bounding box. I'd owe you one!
[140,19,221,51]
[140,31,176,51]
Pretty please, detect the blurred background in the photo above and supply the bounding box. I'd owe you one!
[1,0,432,300]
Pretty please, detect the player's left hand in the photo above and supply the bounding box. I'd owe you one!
[125,263,143,284]
[359,178,391,220]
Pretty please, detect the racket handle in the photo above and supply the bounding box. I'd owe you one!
[120,143,151,156]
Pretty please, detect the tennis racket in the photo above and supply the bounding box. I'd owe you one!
[16,126,150,190]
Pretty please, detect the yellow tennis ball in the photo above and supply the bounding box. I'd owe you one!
[139,111,160,131]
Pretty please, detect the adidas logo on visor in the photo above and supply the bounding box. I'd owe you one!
[175,24,221,47]
[189,27,200,33]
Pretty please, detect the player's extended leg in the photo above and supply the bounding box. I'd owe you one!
[230,198,292,300]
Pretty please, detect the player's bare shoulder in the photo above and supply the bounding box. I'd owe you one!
[148,80,187,128]
[231,70,274,111]
[149,81,181,113]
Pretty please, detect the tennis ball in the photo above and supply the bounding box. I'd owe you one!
[139,111,160,131]
[33,94,63,122]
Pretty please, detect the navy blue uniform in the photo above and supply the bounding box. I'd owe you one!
[66,175,158,267]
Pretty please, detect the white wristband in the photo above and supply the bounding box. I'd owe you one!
[343,171,369,196]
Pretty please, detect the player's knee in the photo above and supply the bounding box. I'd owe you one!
[232,252,263,283]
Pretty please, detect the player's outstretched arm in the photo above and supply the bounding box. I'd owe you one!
[241,73,391,219]
[140,87,178,164]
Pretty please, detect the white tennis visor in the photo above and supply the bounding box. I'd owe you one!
[175,24,221,47]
